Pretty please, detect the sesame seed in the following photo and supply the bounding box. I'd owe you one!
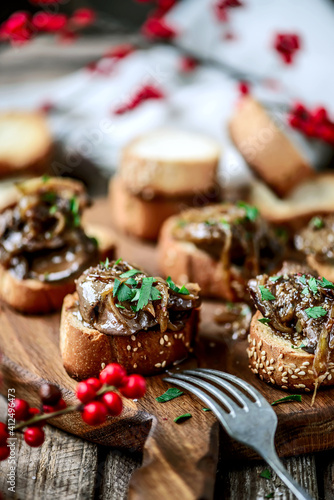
[270,359,274,365]
[270,377,275,384]
[247,351,252,358]
[160,338,164,345]
[282,371,288,377]
[294,368,300,374]
[261,356,266,362]
[278,354,284,360]
[101,363,106,369]
[164,334,168,342]
[127,345,131,351]
[261,350,266,356]
[138,342,141,347]
[133,347,138,352]
[328,374,333,381]
[308,370,314,375]
[290,363,296,369]
[282,377,288,383]
[256,363,259,369]
[282,385,288,389]
[131,335,136,341]
[185,342,190,347]
[278,366,284,372]
[155,363,162,368]
[291,375,298,379]
[161,361,166,368]
[254,352,257,360]
[253,369,258,374]
[265,360,270,367]
[288,369,293,375]
[159,351,164,355]
[299,384,306,388]
[305,388,311,392]
[247,334,251,342]
[298,371,306,376]
[258,340,263,349]
[133,363,138,369]
[302,361,310,366]
[167,342,172,347]
[174,334,178,339]
[252,339,256,346]
[259,363,263,369]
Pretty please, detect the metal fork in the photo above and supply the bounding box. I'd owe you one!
[164,368,313,500]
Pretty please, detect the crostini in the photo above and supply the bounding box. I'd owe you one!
[60,259,201,379]
[0,176,115,313]
[158,202,285,301]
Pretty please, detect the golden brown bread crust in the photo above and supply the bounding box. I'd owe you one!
[0,224,115,314]
[306,255,334,283]
[229,96,314,197]
[0,112,52,177]
[248,311,334,391]
[157,215,245,301]
[109,176,219,241]
[60,292,199,379]
[119,131,220,197]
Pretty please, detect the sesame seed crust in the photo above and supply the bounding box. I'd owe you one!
[247,311,334,391]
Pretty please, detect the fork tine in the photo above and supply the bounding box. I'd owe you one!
[196,369,271,408]
[183,369,250,410]
[165,373,241,415]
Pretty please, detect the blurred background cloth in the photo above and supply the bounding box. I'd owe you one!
[0,0,334,185]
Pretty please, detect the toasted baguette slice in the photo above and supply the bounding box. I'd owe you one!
[305,255,334,283]
[158,215,245,301]
[109,176,219,241]
[60,292,199,379]
[248,311,334,391]
[0,112,52,177]
[0,224,115,314]
[119,129,220,197]
[229,96,314,197]
[249,174,334,229]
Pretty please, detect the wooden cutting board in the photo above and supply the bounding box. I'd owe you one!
[1,199,334,500]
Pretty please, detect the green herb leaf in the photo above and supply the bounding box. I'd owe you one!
[114,258,122,265]
[258,317,271,324]
[204,220,215,226]
[49,205,57,215]
[271,395,302,406]
[237,201,259,221]
[116,304,125,309]
[100,257,109,269]
[299,275,306,285]
[305,306,327,319]
[42,192,57,203]
[302,287,309,295]
[177,219,186,227]
[126,278,137,286]
[113,278,121,297]
[265,493,274,498]
[150,287,162,301]
[310,216,324,229]
[156,388,184,403]
[117,283,136,302]
[220,218,230,229]
[174,413,192,424]
[291,343,307,349]
[321,277,334,289]
[136,277,154,311]
[120,269,141,278]
[166,276,189,295]
[131,288,141,303]
[259,469,272,480]
[259,285,276,301]
[269,276,281,283]
[42,174,50,183]
[202,408,212,412]
[308,277,318,295]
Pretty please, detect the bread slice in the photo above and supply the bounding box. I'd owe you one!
[305,255,334,283]
[119,129,221,197]
[157,215,245,301]
[249,174,334,229]
[60,292,199,379]
[248,311,334,391]
[0,224,115,314]
[0,112,52,177]
[229,96,314,197]
[109,176,219,241]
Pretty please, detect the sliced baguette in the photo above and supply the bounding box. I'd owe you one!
[119,129,220,197]
[305,255,334,283]
[158,215,245,301]
[0,112,52,177]
[0,224,115,314]
[248,311,334,391]
[60,292,199,379]
[109,176,219,241]
[249,173,334,229]
[229,96,314,197]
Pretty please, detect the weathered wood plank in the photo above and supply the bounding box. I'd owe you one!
[219,455,318,500]
[315,450,334,500]
[0,397,99,500]
[99,449,140,500]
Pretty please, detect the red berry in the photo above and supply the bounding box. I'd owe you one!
[76,381,97,403]
[24,427,45,447]
[179,56,197,73]
[81,402,107,426]
[141,17,176,40]
[288,114,300,128]
[119,374,146,399]
[99,364,127,387]
[32,12,67,32]
[313,107,328,124]
[238,81,249,96]
[101,392,123,416]
[0,423,9,446]
[86,378,102,391]
[71,8,96,27]
[39,384,61,405]
[0,446,10,461]
[14,399,30,421]
[42,397,67,414]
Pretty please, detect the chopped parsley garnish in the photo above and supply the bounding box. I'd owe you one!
[299,275,307,285]
[302,287,309,295]
[42,192,57,204]
[116,304,125,309]
[291,343,307,349]
[202,408,212,412]
[135,277,154,311]
[49,205,57,215]
[100,257,110,269]
[120,268,141,278]
[269,276,281,283]
[321,277,334,289]
[265,493,274,498]
[237,201,259,221]
[305,306,327,319]
[271,395,302,406]
[117,282,136,302]
[125,278,137,286]
[258,317,271,325]
[220,218,230,230]
[204,220,215,226]
[259,469,271,480]
[259,285,275,301]
[308,277,318,295]
[310,216,324,229]
[42,174,50,183]
[174,413,192,424]
[69,196,80,227]
[156,388,184,403]
[166,276,189,295]
[114,258,122,265]
[113,272,162,312]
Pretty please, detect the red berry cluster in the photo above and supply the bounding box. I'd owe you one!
[0,364,146,460]
[114,85,165,115]
[0,7,95,45]
[136,0,177,40]
[238,81,250,96]
[288,103,334,144]
[214,0,243,23]
[274,33,301,65]
[179,56,198,73]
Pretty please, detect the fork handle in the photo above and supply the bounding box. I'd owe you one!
[261,449,314,500]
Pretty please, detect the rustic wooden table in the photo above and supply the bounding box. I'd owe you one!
[0,34,333,500]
